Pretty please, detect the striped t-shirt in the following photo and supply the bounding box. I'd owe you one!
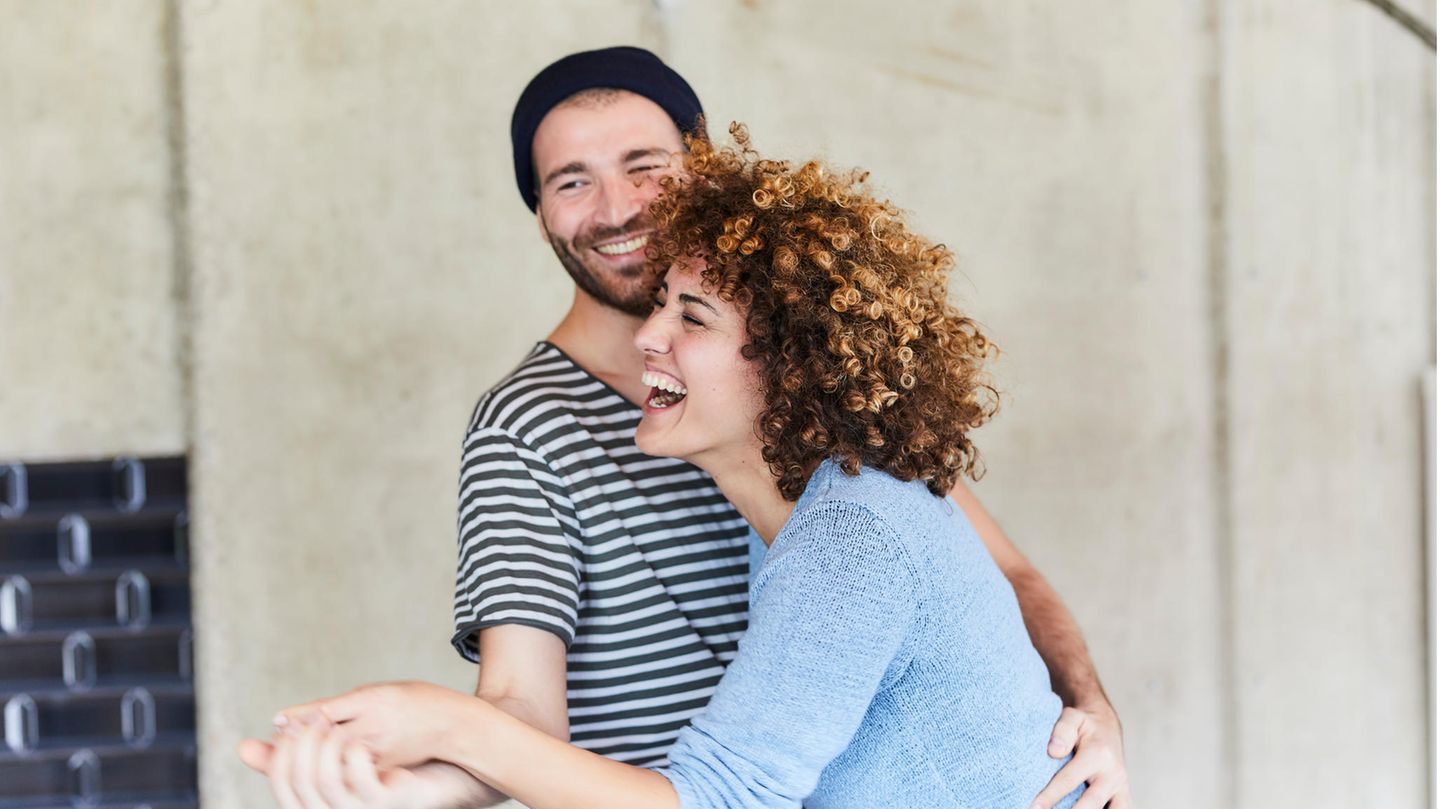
[451,342,751,765]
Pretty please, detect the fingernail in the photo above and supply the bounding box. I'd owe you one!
[272,713,288,727]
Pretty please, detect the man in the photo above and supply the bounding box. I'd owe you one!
[244,46,1130,808]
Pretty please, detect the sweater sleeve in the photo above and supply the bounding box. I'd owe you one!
[660,501,919,809]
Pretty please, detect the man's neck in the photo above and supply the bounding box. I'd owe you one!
[547,289,650,406]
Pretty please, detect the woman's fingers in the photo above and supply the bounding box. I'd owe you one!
[266,731,304,809]
[274,689,367,731]
[288,720,334,809]
[237,737,275,774]
[274,701,327,731]
[313,725,361,809]
[342,742,385,801]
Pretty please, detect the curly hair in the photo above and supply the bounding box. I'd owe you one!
[648,123,1000,500]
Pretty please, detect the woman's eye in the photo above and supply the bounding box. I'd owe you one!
[682,314,704,327]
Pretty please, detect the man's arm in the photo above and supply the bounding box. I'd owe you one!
[474,624,570,739]
[949,480,1107,709]
[949,480,1132,808]
[454,624,572,805]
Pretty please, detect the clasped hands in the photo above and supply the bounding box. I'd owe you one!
[237,681,492,809]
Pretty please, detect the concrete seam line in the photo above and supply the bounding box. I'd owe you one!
[161,0,197,456]
[1358,0,1438,50]
[1203,0,1241,803]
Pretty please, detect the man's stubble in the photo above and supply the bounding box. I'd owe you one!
[544,214,655,318]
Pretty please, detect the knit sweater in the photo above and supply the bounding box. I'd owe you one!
[660,461,1084,808]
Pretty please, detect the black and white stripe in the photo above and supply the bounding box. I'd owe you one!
[452,342,750,765]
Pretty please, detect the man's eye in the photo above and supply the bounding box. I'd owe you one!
[557,179,587,191]
[629,165,662,174]
[651,297,665,309]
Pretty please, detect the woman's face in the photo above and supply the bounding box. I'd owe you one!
[633,259,764,467]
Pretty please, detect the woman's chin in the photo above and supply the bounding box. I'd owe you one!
[638,423,708,465]
[635,427,676,459]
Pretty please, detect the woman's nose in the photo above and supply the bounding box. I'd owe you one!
[633,309,670,355]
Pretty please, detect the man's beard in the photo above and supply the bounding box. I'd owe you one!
[546,214,655,318]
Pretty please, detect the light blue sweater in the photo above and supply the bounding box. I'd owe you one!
[661,461,1084,808]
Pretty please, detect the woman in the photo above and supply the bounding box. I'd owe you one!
[253,126,1085,809]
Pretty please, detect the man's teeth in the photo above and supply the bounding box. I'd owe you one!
[641,371,688,396]
[595,235,649,255]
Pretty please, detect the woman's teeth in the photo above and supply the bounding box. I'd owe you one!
[595,235,649,256]
[641,371,687,396]
[642,371,688,409]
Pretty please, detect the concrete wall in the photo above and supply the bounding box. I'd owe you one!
[666,2,1229,802]
[1,2,1432,807]
[176,3,651,803]
[1221,1,1436,805]
[0,1,185,458]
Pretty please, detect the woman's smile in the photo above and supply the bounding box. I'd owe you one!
[641,368,688,410]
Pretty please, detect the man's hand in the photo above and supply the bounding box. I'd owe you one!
[238,719,491,809]
[1030,704,1131,809]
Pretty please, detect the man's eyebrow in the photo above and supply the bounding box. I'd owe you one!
[678,293,719,315]
[623,147,672,163]
[541,160,586,188]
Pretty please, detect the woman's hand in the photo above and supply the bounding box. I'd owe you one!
[273,681,473,771]
[253,718,492,809]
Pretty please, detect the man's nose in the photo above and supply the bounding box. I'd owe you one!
[596,174,648,227]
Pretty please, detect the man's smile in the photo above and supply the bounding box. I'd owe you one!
[593,233,650,256]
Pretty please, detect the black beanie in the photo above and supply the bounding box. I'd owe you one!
[511,46,705,211]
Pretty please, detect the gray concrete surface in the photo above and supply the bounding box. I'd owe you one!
[666,2,1230,802]
[1220,1,1436,805]
[175,3,653,805]
[0,2,185,458]
[1,2,1433,807]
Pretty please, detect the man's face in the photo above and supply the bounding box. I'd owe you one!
[531,91,685,317]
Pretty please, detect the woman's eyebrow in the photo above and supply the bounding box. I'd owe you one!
[678,293,719,315]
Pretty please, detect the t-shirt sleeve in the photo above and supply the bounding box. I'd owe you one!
[660,502,919,809]
[450,426,581,661]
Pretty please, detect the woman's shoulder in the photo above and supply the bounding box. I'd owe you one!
[756,463,948,612]
[778,461,956,555]
[798,460,952,524]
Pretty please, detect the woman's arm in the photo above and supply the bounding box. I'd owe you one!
[446,698,679,809]
[270,683,676,809]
